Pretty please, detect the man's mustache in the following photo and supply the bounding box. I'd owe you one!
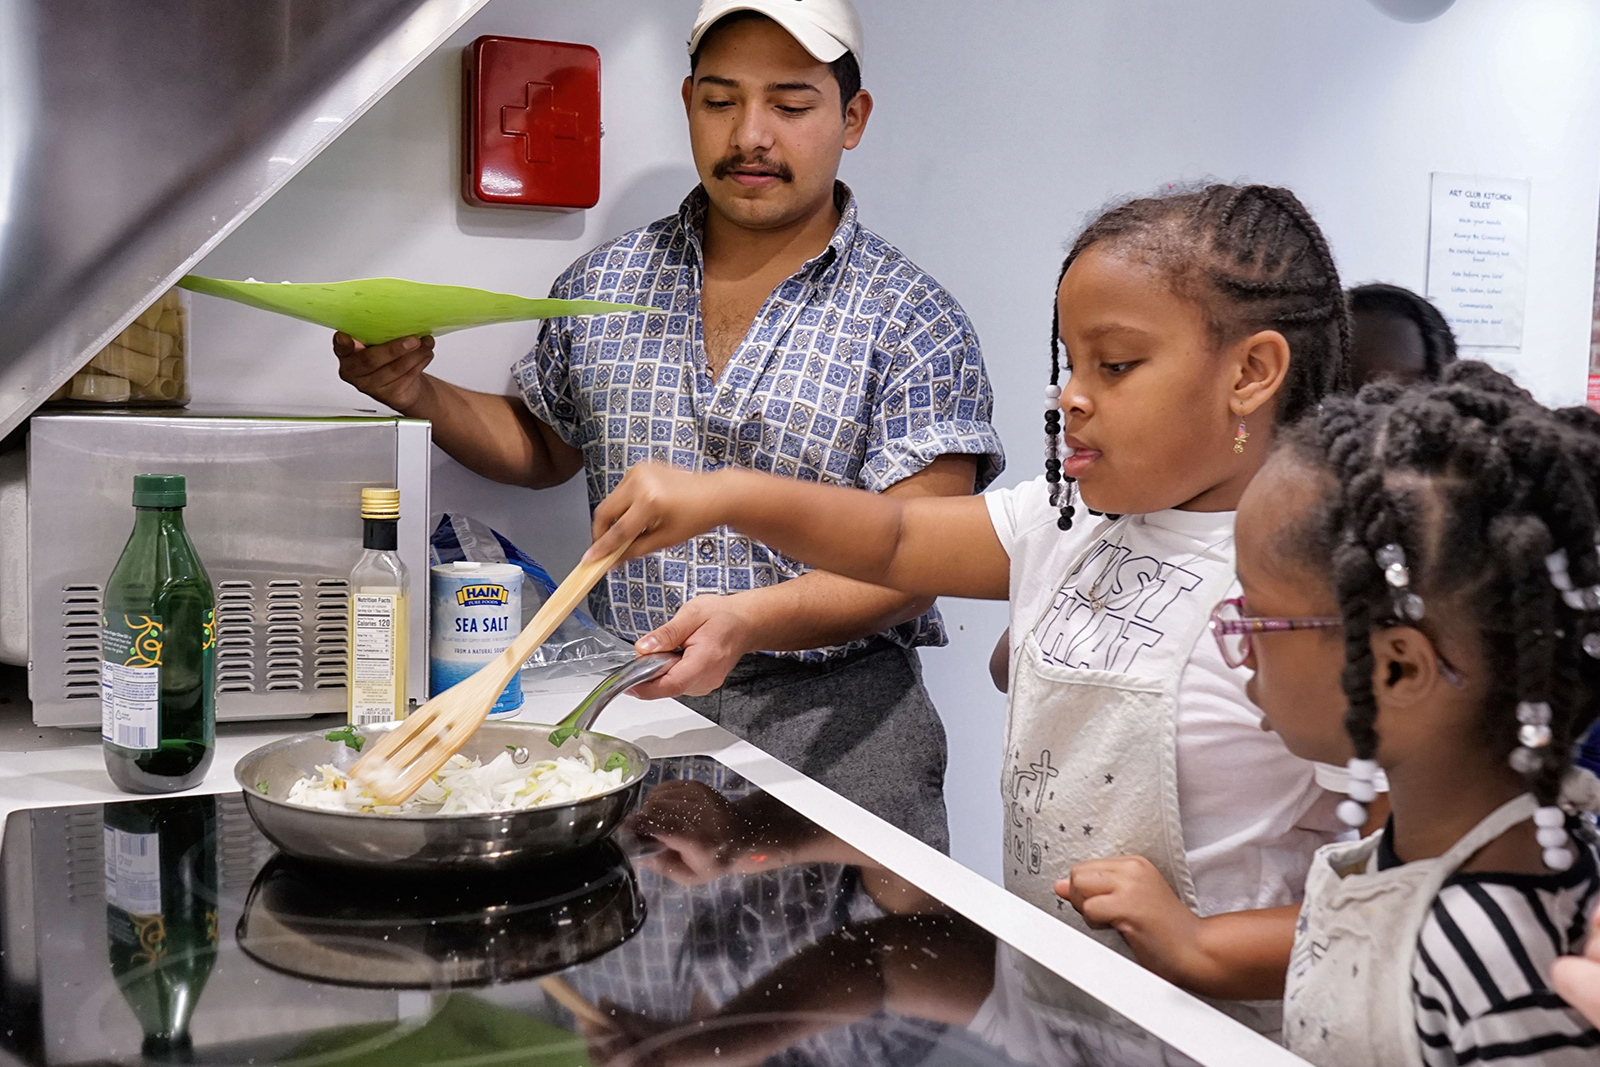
[712,155,794,182]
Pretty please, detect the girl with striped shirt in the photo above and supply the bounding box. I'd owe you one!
[1227,362,1600,1065]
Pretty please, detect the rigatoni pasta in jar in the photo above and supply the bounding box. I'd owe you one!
[51,288,189,406]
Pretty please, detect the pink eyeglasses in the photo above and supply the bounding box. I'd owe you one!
[1208,596,1466,687]
[1208,597,1340,668]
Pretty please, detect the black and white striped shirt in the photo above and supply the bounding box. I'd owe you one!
[1375,820,1600,1065]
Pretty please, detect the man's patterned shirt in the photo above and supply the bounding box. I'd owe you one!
[514,183,1004,660]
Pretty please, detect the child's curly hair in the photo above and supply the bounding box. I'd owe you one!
[1280,361,1600,806]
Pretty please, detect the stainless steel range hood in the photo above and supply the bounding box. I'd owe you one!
[0,0,490,440]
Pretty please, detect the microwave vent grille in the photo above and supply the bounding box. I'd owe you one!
[263,580,304,692]
[60,585,102,700]
[216,580,257,693]
[313,579,350,689]
[59,578,350,700]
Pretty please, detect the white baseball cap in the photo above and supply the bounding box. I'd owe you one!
[688,0,864,67]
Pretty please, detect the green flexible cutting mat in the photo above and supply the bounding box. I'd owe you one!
[287,993,591,1067]
[179,275,647,345]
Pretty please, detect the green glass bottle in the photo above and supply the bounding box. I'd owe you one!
[101,474,216,793]
[104,796,219,1063]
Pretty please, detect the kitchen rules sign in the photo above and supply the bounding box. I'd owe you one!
[1426,173,1530,349]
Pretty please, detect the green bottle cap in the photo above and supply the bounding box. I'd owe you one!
[132,473,186,508]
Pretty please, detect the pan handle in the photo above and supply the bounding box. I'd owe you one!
[547,651,681,747]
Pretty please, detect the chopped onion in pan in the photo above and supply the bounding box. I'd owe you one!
[285,745,625,815]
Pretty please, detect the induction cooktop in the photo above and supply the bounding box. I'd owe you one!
[0,756,1197,1067]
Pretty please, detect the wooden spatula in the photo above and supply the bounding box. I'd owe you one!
[350,538,634,805]
[539,975,608,1027]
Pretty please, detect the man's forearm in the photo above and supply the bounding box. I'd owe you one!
[409,375,581,489]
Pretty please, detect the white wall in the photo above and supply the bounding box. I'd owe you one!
[194,0,1600,881]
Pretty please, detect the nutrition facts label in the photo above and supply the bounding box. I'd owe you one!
[350,593,400,725]
[101,661,159,751]
[101,613,163,750]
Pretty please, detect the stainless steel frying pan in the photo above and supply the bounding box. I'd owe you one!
[234,654,678,871]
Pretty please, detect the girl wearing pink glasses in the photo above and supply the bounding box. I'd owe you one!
[584,184,1363,1031]
[1219,363,1600,1065]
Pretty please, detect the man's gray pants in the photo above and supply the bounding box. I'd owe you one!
[678,639,951,853]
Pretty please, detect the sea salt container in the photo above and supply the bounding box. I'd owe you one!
[429,562,524,718]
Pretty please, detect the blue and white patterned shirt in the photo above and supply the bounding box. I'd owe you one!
[514,183,1004,660]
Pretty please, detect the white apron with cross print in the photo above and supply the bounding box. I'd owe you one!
[1001,511,1286,1029]
[1002,512,1229,939]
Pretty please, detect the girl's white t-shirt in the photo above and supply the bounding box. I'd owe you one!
[986,476,1348,916]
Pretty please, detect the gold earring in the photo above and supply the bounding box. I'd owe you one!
[1233,419,1249,454]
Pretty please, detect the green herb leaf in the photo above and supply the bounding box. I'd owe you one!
[507,744,518,752]
[257,781,270,794]
[603,752,629,774]
[325,725,365,752]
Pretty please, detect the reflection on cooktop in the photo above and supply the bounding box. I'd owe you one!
[238,842,647,989]
[0,756,1198,1067]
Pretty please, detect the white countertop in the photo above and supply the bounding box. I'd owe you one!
[0,671,1305,1066]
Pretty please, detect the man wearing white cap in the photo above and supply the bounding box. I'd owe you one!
[332,0,1003,851]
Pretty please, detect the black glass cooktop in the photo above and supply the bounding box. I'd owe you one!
[0,757,1198,1067]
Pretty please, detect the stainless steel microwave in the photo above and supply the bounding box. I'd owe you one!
[0,410,431,728]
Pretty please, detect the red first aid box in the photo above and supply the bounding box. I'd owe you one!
[462,36,601,210]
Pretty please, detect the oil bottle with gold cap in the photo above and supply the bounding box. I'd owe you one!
[347,488,408,724]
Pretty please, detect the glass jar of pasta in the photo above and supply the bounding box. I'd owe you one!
[51,288,189,406]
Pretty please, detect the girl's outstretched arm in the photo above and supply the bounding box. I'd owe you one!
[584,462,1011,600]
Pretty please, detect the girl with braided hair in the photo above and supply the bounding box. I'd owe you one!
[1220,362,1600,1064]
[586,182,1356,1028]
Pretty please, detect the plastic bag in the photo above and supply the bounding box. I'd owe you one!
[430,513,634,684]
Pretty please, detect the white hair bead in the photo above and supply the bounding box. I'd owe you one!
[1546,550,1573,591]
[1517,701,1552,725]
[1510,746,1543,775]
[1563,588,1600,612]
[1537,826,1570,849]
[1346,779,1378,803]
[1518,723,1553,749]
[1044,384,1062,399]
[1533,806,1566,828]
[1336,800,1368,828]
[1543,847,1575,872]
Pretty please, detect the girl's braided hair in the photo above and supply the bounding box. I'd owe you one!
[1045,183,1353,528]
[1280,361,1600,806]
